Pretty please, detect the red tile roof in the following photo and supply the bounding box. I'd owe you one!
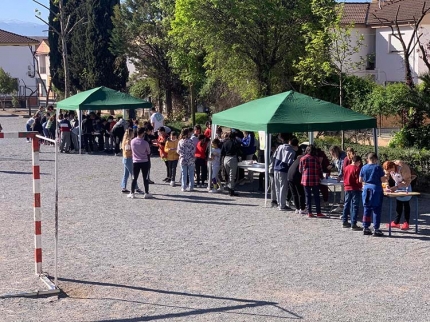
[0,29,39,45]
[367,0,430,25]
[340,3,370,25]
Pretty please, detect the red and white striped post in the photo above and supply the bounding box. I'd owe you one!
[0,131,60,298]
[0,132,42,275]
[32,137,42,275]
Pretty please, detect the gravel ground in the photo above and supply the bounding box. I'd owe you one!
[1,115,430,322]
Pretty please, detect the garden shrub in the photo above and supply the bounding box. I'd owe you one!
[195,112,209,126]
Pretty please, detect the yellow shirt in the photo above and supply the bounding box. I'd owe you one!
[122,137,132,158]
[164,139,179,161]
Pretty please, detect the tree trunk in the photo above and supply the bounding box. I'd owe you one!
[59,0,70,98]
[190,83,195,126]
[404,54,415,89]
[165,88,172,119]
[339,74,344,150]
[257,65,271,97]
[157,96,163,114]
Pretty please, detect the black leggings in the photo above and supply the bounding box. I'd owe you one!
[289,180,306,211]
[131,162,150,194]
[164,160,171,179]
[195,158,207,184]
[395,200,411,224]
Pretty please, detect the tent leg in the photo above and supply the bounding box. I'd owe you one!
[373,128,378,156]
[264,133,271,208]
[207,123,217,191]
[78,110,82,155]
[308,131,314,145]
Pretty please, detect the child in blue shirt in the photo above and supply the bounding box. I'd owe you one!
[359,153,386,236]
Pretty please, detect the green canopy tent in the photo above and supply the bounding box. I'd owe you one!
[57,86,152,154]
[212,90,376,132]
[57,86,152,110]
[211,91,377,206]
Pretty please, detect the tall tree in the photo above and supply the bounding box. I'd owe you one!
[70,0,129,92]
[172,0,329,99]
[36,0,85,97]
[295,3,364,106]
[111,0,178,116]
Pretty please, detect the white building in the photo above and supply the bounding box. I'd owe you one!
[341,0,430,85]
[0,29,39,107]
[35,38,56,106]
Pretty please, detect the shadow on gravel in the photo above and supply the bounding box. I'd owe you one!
[0,157,55,162]
[161,196,256,206]
[0,170,50,175]
[58,278,302,321]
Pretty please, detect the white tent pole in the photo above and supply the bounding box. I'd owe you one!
[208,123,216,190]
[264,132,271,207]
[78,110,82,155]
[308,131,314,145]
[373,128,378,156]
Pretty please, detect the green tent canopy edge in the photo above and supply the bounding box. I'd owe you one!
[57,86,152,111]
[212,91,376,133]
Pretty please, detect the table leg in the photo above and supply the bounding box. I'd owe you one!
[389,197,392,237]
[415,196,418,234]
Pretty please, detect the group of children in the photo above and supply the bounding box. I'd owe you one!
[122,121,263,198]
[269,135,416,237]
[25,106,139,155]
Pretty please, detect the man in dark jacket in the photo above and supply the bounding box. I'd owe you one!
[221,132,241,196]
[288,155,306,214]
[82,112,95,153]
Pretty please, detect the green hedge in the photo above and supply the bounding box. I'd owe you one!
[195,113,209,126]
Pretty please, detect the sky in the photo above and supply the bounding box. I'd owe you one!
[0,0,371,23]
[0,0,50,23]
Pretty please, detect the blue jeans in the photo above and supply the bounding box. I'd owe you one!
[362,186,383,229]
[342,190,361,225]
[122,158,139,190]
[304,185,321,214]
[181,164,195,189]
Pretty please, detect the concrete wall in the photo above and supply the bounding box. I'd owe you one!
[417,21,430,77]
[375,26,420,84]
[344,26,375,72]
[0,45,38,96]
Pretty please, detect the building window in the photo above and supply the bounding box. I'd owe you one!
[388,33,404,53]
[39,56,46,74]
[37,79,47,97]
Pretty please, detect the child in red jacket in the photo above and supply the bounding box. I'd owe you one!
[195,134,209,187]
[342,155,362,230]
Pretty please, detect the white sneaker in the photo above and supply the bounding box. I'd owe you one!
[181,188,186,192]
[170,181,175,187]
[295,209,300,214]
[127,193,135,199]
[208,189,218,193]
[187,187,194,192]
[143,193,153,199]
[299,209,307,215]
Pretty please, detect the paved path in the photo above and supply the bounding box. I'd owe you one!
[1,116,430,322]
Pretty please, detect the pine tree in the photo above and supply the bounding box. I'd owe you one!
[48,1,62,92]
[70,0,128,91]
[48,0,85,96]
